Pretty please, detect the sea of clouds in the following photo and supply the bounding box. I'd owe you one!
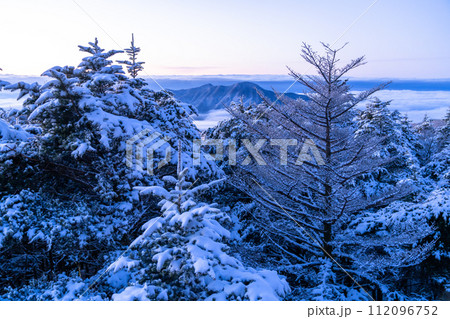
[1,74,449,130]
[194,90,450,130]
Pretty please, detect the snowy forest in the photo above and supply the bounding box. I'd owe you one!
[0,37,448,301]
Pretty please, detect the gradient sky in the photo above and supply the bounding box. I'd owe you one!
[1,0,449,78]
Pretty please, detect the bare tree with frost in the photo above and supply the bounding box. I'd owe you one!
[228,43,434,299]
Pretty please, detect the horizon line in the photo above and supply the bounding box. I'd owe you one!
[1,73,450,82]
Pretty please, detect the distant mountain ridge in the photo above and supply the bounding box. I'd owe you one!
[171,81,305,114]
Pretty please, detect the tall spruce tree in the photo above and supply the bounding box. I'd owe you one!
[0,37,221,300]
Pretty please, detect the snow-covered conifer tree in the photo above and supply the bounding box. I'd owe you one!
[77,38,125,96]
[104,159,289,300]
[0,37,224,300]
[415,114,438,164]
[436,108,450,152]
[26,66,97,158]
[3,81,41,117]
[355,99,421,195]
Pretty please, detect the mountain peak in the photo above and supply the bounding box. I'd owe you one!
[171,82,302,114]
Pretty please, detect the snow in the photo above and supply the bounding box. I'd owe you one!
[85,108,152,149]
[1,37,448,302]
[0,119,31,141]
[61,281,86,301]
[135,186,170,198]
[108,256,140,273]
[153,250,173,271]
[193,258,209,274]
[112,285,153,301]
[109,175,290,300]
[71,142,94,158]
[162,175,178,184]
[106,270,131,289]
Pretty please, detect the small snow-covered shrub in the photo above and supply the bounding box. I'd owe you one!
[106,172,290,300]
[0,190,133,290]
[0,272,105,301]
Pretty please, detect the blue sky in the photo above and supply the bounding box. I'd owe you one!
[1,0,449,78]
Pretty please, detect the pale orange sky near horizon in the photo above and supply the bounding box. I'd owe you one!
[1,0,449,78]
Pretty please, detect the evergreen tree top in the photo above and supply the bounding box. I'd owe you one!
[78,37,123,58]
[117,34,145,78]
